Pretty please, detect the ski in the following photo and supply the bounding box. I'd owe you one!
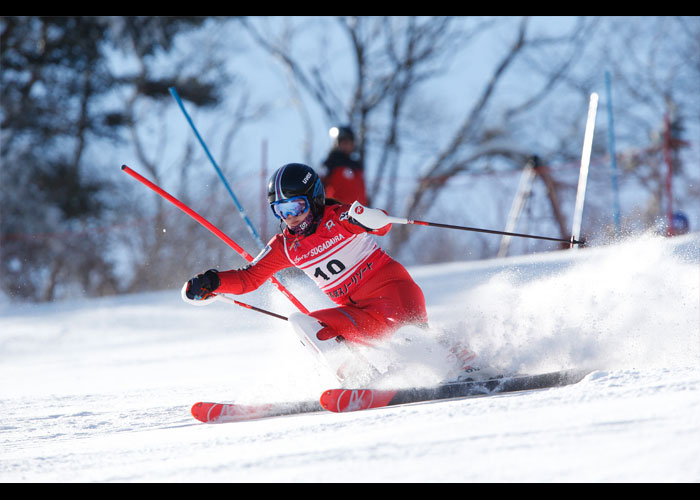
[320,369,590,413]
[191,369,590,423]
[191,399,323,423]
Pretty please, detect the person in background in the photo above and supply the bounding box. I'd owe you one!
[320,125,368,205]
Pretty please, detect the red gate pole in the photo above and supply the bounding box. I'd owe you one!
[121,165,309,314]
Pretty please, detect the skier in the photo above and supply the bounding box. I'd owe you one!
[320,126,368,205]
[183,163,428,380]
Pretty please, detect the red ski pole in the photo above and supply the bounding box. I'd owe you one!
[121,165,310,314]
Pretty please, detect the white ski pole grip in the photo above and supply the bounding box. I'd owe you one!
[349,201,409,229]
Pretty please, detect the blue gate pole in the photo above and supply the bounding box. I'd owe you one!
[169,87,266,250]
[605,72,621,237]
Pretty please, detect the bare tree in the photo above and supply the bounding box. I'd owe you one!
[596,16,700,233]
[241,16,598,257]
[0,16,268,301]
[240,17,486,208]
[394,17,602,250]
[115,32,269,293]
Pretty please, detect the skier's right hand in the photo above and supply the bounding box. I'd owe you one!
[185,269,220,301]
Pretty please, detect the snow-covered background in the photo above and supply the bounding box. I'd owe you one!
[1,231,699,482]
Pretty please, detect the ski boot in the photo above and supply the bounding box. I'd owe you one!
[442,342,502,384]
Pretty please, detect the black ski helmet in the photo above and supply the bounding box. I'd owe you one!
[267,163,325,218]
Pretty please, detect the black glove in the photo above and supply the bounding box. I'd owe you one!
[185,269,220,300]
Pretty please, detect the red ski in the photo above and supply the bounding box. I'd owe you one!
[320,369,590,413]
[191,400,323,423]
[319,388,397,413]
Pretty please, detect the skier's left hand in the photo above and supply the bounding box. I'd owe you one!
[348,201,391,230]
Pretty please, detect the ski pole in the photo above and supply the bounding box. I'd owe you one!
[182,285,385,376]
[407,219,583,246]
[169,86,266,250]
[213,293,378,369]
[121,164,310,314]
[222,296,289,321]
[182,287,335,340]
[348,201,584,246]
[179,283,288,319]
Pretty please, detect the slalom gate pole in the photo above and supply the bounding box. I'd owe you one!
[121,164,310,314]
[168,87,266,250]
[605,72,621,238]
[570,92,599,249]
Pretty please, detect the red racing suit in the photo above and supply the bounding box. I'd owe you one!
[217,204,428,344]
[321,149,368,205]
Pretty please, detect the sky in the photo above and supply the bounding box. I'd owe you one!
[116,16,698,259]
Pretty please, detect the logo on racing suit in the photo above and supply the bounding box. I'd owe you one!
[326,261,373,299]
[291,234,345,264]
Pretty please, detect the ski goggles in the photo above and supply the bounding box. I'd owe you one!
[270,196,310,219]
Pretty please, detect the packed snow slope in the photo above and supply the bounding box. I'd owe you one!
[1,232,699,482]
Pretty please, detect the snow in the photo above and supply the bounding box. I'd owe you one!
[1,232,699,482]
